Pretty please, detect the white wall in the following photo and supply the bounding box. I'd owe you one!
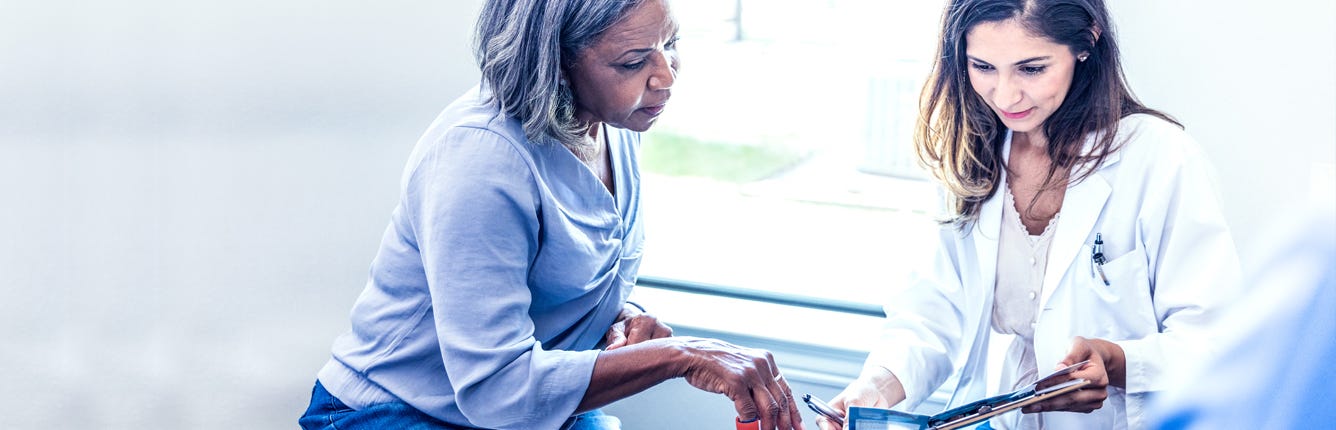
[1110,0,1336,271]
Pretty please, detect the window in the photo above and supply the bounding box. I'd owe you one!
[631,0,949,347]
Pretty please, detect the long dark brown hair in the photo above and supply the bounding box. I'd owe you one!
[915,0,1179,228]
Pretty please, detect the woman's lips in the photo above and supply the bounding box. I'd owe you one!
[1001,107,1034,120]
[635,99,668,116]
[640,104,666,117]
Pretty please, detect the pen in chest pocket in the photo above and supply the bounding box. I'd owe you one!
[1091,233,1110,286]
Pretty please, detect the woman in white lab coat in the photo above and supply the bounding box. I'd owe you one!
[818,0,1241,429]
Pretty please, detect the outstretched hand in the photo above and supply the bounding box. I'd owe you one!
[1023,336,1124,414]
[677,337,806,430]
[816,367,906,430]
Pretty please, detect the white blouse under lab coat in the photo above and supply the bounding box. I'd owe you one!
[865,114,1242,430]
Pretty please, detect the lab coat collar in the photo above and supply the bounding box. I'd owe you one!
[1039,132,1119,310]
[970,134,1009,306]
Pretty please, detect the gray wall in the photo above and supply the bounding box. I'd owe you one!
[1,0,483,428]
[1,0,1331,429]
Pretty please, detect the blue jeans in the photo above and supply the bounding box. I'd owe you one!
[298,381,621,430]
[565,410,622,430]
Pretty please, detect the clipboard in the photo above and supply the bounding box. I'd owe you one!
[932,378,1090,429]
[846,360,1093,430]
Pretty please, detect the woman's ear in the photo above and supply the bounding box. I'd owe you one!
[559,61,578,86]
[1079,26,1101,62]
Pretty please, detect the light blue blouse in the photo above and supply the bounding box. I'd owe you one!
[317,86,644,429]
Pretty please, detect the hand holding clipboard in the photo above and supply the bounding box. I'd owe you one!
[809,360,1094,430]
[930,360,1092,430]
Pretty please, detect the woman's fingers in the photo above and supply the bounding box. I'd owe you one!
[1024,386,1108,413]
[1023,336,1112,413]
[603,320,628,350]
[678,338,802,429]
[1067,389,1109,412]
[648,317,673,339]
[1058,336,1094,367]
[747,354,791,430]
[624,316,652,344]
[1024,362,1109,413]
[751,384,784,430]
[760,355,801,430]
[621,313,672,347]
[773,373,804,429]
[811,377,886,430]
[734,395,760,426]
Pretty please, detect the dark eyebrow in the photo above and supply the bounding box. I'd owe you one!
[615,47,654,61]
[613,29,679,62]
[1012,56,1051,65]
[966,55,1052,66]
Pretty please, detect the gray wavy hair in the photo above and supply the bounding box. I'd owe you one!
[474,0,645,149]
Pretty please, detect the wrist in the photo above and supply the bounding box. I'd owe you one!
[659,336,696,379]
[861,365,907,405]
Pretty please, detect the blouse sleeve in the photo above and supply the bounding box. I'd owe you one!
[405,126,599,429]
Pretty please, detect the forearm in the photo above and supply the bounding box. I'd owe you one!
[864,330,956,410]
[577,337,686,412]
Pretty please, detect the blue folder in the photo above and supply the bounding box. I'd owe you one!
[847,361,1091,430]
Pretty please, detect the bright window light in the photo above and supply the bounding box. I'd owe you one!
[634,0,949,347]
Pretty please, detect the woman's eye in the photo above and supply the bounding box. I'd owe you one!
[970,63,994,72]
[622,61,646,71]
[1021,65,1046,75]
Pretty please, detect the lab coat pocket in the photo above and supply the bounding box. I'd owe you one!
[1080,245,1157,338]
[1088,246,1151,302]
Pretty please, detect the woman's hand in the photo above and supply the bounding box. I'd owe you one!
[676,337,805,430]
[816,366,906,430]
[1023,336,1126,414]
[603,302,672,350]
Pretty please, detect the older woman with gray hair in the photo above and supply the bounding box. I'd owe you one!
[298,0,805,429]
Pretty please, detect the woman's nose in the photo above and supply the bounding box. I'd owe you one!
[648,51,676,91]
[993,74,1022,109]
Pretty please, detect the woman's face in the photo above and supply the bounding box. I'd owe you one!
[964,18,1079,137]
[566,0,679,133]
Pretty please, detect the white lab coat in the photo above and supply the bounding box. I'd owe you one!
[865,114,1242,430]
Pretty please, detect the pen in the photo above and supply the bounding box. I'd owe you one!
[803,394,845,427]
[1092,233,1110,286]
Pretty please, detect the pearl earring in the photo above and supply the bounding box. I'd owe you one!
[1077,53,1090,62]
